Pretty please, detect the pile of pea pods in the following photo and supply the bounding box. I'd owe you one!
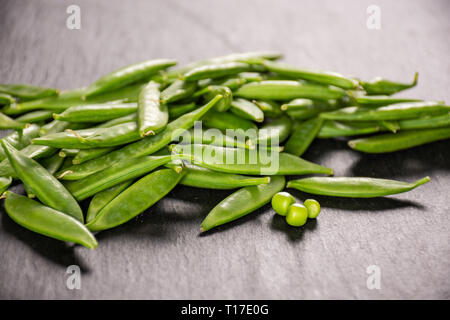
[1,51,448,249]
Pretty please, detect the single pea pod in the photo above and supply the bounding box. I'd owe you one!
[84,59,177,98]
[0,112,28,130]
[212,77,246,90]
[359,72,418,96]
[203,110,258,132]
[198,85,232,112]
[3,192,97,249]
[40,120,70,136]
[138,81,167,136]
[397,112,450,130]
[0,84,58,101]
[377,120,400,133]
[170,144,333,176]
[168,102,197,119]
[72,147,115,164]
[0,124,41,161]
[0,93,15,105]
[95,113,137,128]
[282,98,340,120]
[354,95,422,107]
[55,95,223,180]
[54,102,137,122]
[1,141,83,222]
[287,176,430,198]
[86,180,134,224]
[15,110,54,123]
[234,80,347,101]
[0,176,12,194]
[59,148,79,158]
[284,117,324,156]
[230,98,264,123]
[200,175,285,232]
[317,120,380,138]
[260,60,359,89]
[179,127,252,150]
[252,100,282,118]
[348,127,450,153]
[183,62,251,81]
[40,153,65,175]
[321,101,450,121]
[160,80,197,104]
[255,116,292,146]
[86,168,184,231]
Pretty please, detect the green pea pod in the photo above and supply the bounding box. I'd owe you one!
[199,85,232,112]
[40,154,65,175]
[15,110,54,123]
[282,99,340,120]
[252,100,282,118]
[285,117,324,156]
[213,77,246,90]
[287,176,430,198]
[377,120,400,133]
[397,112,450,130]
[230,98,264,122]
[95,113,137,128]
[3,192,97,249]
[0,93,15,105]
[55,95,223,180]
[0,176,12,194]
[321,102,450,121]
[0,112,28,130]
[203,110,257,132]
[360,72,418,96]
[235,80,347,101]
[354,95,422,107]
[317,120,380,138]
[348,127,450,153]
[168,102,197,119]
[138,81,167,136]
[256,116,292,145]
[184,62,251,81]
[1,141,83,222]
[0,84,58,101]
[59,149,79,158]
[54,102,137,123]
[86,168,184,231]
[86,180,134,224]
[180,127,252,150]
[200,175,285,232]
[261,60,359,89]
[66,155,185,200]
[170,144,333,176]
[84,59,177,98]
[160,80,197,104]
[40,120,71,136]
[72,147,115,164]
[0,124,41,161]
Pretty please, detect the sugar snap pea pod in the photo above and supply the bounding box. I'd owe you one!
[54,102,137,123]
[235,80,347,101]
[256,116,292,145]
[200,175,285,232]
[397,112,450,130]
[138,81,167,136]
[285,117,324,156]
[213,77,246,90]
[170,144,333,176]
[321,101,450,121]
[86,180,134,224]
[40,120,70,136]
[230,98,264,122]
[84,59,177,98]
[282,99,340,120]
[0,93,15,105]
[0,84,58,101]
[348,127,450,153]
[168,102,197,119]
[183,62,251,82]
[0,176,12,194]
[377,120,400,133]
[202,85,232,112]
[160,80,197,104]
[72,147,115,164]
[0,124,41,161]
[86,168,184,231]
[354,95,422,107]
[55,95,223,180]
[66,154,185,200]
[181,127,251,149]
[260,60,359,89]
[3,192,97,249]
[360,72,418,96]
[1,141,83,222]
[15,110,54,123]
[40,153,65,175]
[0,112,28,129]
[203,110,258,132]
[317,120,380,138]
[95,113,137,128]
[59,148,79,158]
[287,176,430,198]
[252,100,282,118]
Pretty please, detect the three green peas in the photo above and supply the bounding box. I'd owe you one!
[271,191,320,227]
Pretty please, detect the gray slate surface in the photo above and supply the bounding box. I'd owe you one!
[0,0,449,299]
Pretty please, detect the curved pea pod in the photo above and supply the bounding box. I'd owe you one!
[317,120,380,138]
[348,127,450,153]
[55,95,223,180]
[252,100,282,118]
[359,72,418,96]
[203,110,258,132]
[234,80,347,101]
[230,98,264,122]
[0,176,12,194]
[1,141,83,222]
[15,110,54,123]
[160,80,197,104]
[397,112,450,130]
[0,112,28,130]
[321,102,450,121]
[180,127,252,150]
[170,144,333,176]
[282,98,340,120]
[285,117,324,156]
[261,60,359,89]
[199,85,232,112]
[200,175,285,232]
[0,124,41,161]
[287,176,430,198]
[54,102,137,123]
[72,147,115,164]
[3,192,97,249]
[86,180,134,224]
[0,84,58,101]
[354,95,422,107]
[86,168,185,231]
[84,59,177,98]
[255,116,292,146]
[0,93,15,105]
[168,102,197,119]
[137,81,167,136]
[183,62,251,81]
[65,154,185,200]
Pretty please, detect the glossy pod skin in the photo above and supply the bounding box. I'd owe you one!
[0,84,58,101]
[200,175,285,232]
[95,113,136,128]
[397,112,450,130]
[183,62,251,81]
[170,144,333,176]
[234,80,347,101]
[1,141,83,222]
[230,98,264,122]
[168,102,197,119]
[354,95,422,107]
[0,176,12,194]
[59,148,79,158]
[0,124,41,161]
[252,100,282,118]
[0,93,15,105]
[284,117,324,156]
[56,95,223,180]
[256,116,292,145]
[200,85,233,112]
[86,168,184,232]
[72,147,115,164]
[282,99,340,120]
[84,59,176,98]
[360,72,418,96]
[287,176,430,198]
[54,102,137,122]
[40,153,65,175]
[160,80,197,104]
[348,127,450,153]
[3,192,97,249]
[203,110,258,132]
[179,127,251,150]
[0,112,28,130]
[15,110,54,123]
[317,120,380,138]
